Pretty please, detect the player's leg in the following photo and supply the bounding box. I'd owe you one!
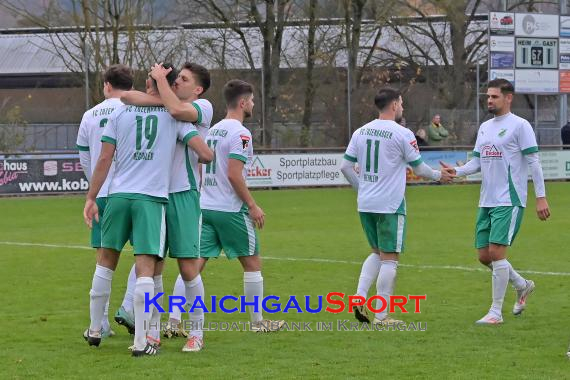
[90,200,116,338]
[130,200,167,356]
[474,208,502,324]
[146,259,164,347]
[85,197,129,346]
[162,191,195,339]
[356,251,382,298]
[352,212,383,322]
[132,254,160,356]
[85,248,120,346]
[178,258,207,351]
[373,213,405,326]
[488,206,533,316]
[175,206,218,348]
[215,209,283,332]
[477,242,528,292]
[115,263,136,334]
[476,206,530,324]
[164,190,206,349]
[163,274,188,338]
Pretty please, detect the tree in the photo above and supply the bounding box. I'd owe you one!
[300,0,317,147]
[0,101,27,153]
[187,0,293,147]
[1,0,187,105]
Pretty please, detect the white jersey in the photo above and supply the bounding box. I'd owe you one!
[76,98,123,197]
[344,119,422,214]
[169,99,213,193]
[473,112,538,207]
[102,105,195,200]
[200,119,253,212]
[193,98,214,139]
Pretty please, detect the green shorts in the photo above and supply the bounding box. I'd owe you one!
[165,190,201,258]
[359,212,406,253]
[475,206,524,249]
[91,197,107,248]
[101,195,166,257]
[200,208,259,259]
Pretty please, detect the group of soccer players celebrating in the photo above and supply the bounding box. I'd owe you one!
[78,62,283,357]
[78,61,555,357]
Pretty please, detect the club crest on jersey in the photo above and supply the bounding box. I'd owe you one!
[240,135,250,150]
[409,140,419,152]
[498,129,506,137]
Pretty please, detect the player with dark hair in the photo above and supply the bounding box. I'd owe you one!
[442,78,550,324]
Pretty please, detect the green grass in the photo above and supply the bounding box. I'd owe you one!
[1,183,569,379]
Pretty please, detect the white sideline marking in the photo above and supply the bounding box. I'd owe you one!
[1,240,569,277]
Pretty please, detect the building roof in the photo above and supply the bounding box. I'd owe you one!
[0,18,489,75]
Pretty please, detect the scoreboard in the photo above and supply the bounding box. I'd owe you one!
[489,12,570,93]
[515,38,558,69]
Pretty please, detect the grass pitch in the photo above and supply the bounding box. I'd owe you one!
[1,183,569,379]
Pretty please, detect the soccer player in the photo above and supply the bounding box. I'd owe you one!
[117,63,213,348]
[340,87,452,325]
[441,79,550,325]
[199,79,284,332]
[77,64,134,339]
[82,65,213,356]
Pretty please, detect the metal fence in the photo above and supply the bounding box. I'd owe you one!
[1,124,79,152]
[0,122,564,152]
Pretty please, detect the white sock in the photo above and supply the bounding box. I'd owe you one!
[134,277,154,350]
[490,259,509,317]
[244,271,263,323]
[148,275,163,341]
[121,263,136,314]
[89,264,114,333]
[184,275,205,339]
[170,274,185,322]
[375,260,398,321]
[484,261,526,289]
[508,262,527,290]
[356,253,382,297]
[102,298,111,332]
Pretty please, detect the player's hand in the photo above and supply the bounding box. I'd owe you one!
[536,197,550,221]
[439,169,453,183]
[149,63,172,80]
[248,204,265,229]
[83,198,99,229]
[439,161,457,176]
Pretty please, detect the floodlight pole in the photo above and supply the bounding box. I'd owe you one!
[534,94,538,133]
[347,62,352,143]
[84,41,90,110]
[261,47,266,147]
[476,59,480,128]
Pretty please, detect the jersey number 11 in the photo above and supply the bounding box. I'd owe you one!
[365,139,380,174]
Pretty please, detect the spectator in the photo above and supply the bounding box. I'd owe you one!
[561,121,570,149]
[428,114,449,146]
[415,128,428,146]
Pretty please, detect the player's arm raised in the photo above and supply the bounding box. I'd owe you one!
[150,64,200,123]
[120,90,162,106]
[83,142,115,228]
[228,158,264,229]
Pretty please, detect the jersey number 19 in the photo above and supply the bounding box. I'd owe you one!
[135,115,158,150]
